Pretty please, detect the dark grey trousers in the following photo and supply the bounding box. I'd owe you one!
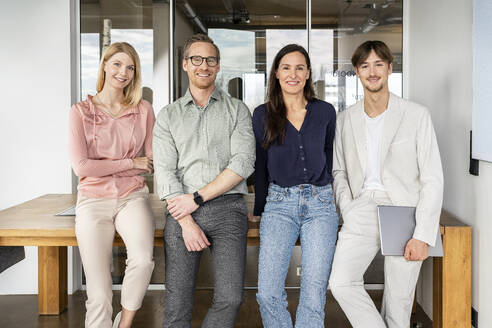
[163,194,248,328]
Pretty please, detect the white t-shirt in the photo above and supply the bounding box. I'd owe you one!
[362,109,387,191]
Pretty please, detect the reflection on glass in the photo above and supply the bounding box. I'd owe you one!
[209,29,256,108]
[310,29,335,104]
[265,30,308,73]
[207,28,308,113]
[81,33,99,98]
[244,73,265,114]
[174,1,307,117]
[311,0,403,111]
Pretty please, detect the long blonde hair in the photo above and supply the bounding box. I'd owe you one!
[96,42,142,107]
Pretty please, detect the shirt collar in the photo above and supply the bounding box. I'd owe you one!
[180,86,222,109]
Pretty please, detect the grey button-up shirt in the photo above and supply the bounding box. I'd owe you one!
[153,87,255,200]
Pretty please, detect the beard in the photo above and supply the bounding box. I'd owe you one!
[364,84,384,93]
[194,79,215,89]
[189,71,216,90]
[363,78,385,93]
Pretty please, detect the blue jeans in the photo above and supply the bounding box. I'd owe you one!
[257,183,339,328]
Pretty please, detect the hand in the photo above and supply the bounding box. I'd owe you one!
[132,157,153,173]
[404,238,429,261]
[248,213,261,222]
[168,194,199,220]
[179,216,211,252]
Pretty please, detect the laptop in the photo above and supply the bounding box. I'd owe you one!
[55,206,76,216]
[377,205,443,257]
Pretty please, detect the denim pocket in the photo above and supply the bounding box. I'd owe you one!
[316,188,334,204]
[266,191,285,202]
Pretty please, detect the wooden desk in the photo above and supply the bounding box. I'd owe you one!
[0,194,259,315]
[0,194,470,328]
[433,212,471,328]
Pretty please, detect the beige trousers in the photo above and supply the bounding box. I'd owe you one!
[329,190,422,328]
[75,186,155,328]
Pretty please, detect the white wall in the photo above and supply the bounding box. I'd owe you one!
[0,0,74,294]
[407,0,492,325]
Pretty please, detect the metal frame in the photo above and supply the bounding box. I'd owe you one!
[170,0,175,103]
[70,0,83,294]
[306,0,311,53]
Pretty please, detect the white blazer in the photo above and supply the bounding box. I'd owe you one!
[333,93,444,246]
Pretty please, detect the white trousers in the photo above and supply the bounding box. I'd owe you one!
[329,190,422,328]
[75,186,156,328]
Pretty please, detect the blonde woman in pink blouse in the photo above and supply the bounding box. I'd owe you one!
[69,42,155,328]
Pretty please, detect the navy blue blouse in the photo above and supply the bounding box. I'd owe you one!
[252,99,337,215]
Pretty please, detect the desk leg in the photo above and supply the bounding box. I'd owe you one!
[433,227,471,328]
[38,246,68,315]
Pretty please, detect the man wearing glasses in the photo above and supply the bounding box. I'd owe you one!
[153,34,255,327]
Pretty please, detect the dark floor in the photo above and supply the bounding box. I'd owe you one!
[0,289,432,327]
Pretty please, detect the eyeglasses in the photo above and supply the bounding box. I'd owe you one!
[185,55,219,67]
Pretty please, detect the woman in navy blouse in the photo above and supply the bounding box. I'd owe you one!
[253,44,338,327]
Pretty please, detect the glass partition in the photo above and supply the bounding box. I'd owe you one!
[311,0,403,111]
[78,0,404,287]
[173,0,308,113]
[171,0,403,287]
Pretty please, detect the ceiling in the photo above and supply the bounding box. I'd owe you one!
[179,0,403,30]
[81,0,402,33]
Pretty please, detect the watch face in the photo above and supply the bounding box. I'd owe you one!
[194,192,204,205]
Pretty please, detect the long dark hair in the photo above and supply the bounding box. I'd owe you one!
[263,44,315,149]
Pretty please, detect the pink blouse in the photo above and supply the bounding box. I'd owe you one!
[69,95,155,198]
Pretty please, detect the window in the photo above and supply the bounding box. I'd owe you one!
[78,0,403,287]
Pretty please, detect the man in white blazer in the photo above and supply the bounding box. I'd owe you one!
[329,41,443,328]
